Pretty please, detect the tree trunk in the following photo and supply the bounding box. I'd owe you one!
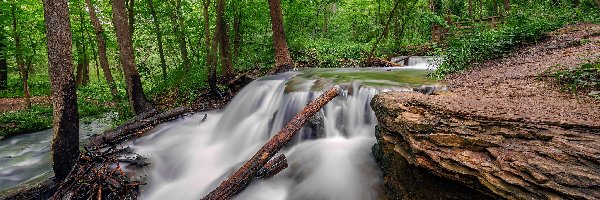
[216,0,234,79]
[323,3,329,33]
[268,0,293,73]
[127,0,135,38]
[11,3,31,109]
[87,31,100,82]
[368,0,401,60]
[86,0,119,100]
[111,0,153,115]
[502,0,510,12]
[147,0,167,80]
[0,38,7,90]
[43,0,80,181]
[202,86,340,200]
[172,0,190,72]
[469,0,473,18]
[203,0,220,97]
[80,12,90,86]
[233,1,242,58]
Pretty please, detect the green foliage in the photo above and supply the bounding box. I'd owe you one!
[0,105,52,138]
[433,5,600,79]
[547,60,600,98]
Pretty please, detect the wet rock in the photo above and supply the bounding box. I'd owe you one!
[371,93,600,199]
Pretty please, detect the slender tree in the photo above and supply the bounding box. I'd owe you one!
[112,0,153,115]
[0,36,6,90]
[86,0,119,99]
[147,0,167,79]
[203,0,220,97]
[268,0,294,73]
[43,0,80,181]
[502,0,511,12]
[172,0,191,72]
[216,0,234,78]
[11,2,31,109]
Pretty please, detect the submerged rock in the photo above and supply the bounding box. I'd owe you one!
[371,93,600,199]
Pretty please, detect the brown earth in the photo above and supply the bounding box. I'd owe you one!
[0,96,51,113]
[372,23,600,200]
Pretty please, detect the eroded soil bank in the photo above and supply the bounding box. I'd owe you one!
[372,24,600,199]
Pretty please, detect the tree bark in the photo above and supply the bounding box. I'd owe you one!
[86,0,119,100]
[233,1,242,58]
[268,0,294,73]
[11,3,31,109]
[368,0,401,60]
[127,0,135,38]
[111,0,153,115]
[469,0,473,18]
[172,0,190,72]
[0,37,7,90]
[502,0,510,12]
[43,0,80,181]
[203,0,220,97]
[147,0,167,80]
[201,86,340,200]
[216,0,234,79]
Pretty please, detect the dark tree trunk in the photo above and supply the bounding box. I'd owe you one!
[0,38,7,90]
[469,0,473,18]
[11,3,31,109]
[268,0,294,73]
[87,31,100,82]
[203,0,220,97]
[216,0,234,79]
[86,0,119,99]
[127,0,135,37]
[43,0,80,181]
[502,0,511,12]
[111,0,153,115]
[147,0,167,79]
[172,0,190,72]
[233,1,242,58]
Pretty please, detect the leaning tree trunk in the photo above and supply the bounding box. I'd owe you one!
[368,0,401,60]
[43,0,80,181]
[11,3,31,109]
[268,0,294,73]
[127,0,135,38]
[86,0,119,100]
[216,0,234,79]
[202,86,340,200]
[111,0,153,115]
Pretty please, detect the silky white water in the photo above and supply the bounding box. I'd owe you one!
[127,64,439,200]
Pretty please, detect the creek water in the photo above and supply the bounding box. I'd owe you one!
[0,115,114,192]
[0,57,440,199]
[125,59,440,200]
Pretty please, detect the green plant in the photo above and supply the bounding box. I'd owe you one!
[548,60,600,97]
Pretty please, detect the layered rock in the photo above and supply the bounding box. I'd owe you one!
[371,93,600,199]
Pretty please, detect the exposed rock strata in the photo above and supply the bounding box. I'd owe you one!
[371,24,600,200]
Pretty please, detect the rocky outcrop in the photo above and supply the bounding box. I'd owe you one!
[371,93,600,199]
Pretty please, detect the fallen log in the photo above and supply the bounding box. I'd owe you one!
[88,107,192,150]
[201,86,340,200]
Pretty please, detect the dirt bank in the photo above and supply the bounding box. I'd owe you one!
[372,23,600,199]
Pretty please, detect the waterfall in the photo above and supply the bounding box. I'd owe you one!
[124,68,439,200]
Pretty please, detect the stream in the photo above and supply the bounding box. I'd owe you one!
[0,57,441,199]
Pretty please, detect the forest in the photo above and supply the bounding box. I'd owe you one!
[0,0,599,199]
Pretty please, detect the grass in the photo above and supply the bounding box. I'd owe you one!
[545,59,600,99]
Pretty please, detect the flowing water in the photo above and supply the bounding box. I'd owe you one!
[0,57,441,199]
[0,115,114,192]
[125,60,441,200]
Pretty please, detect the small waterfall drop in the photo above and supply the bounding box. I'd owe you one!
[126,67,440,200]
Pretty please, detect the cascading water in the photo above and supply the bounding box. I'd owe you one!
[0,57,440,199]
[126,66,441,200]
